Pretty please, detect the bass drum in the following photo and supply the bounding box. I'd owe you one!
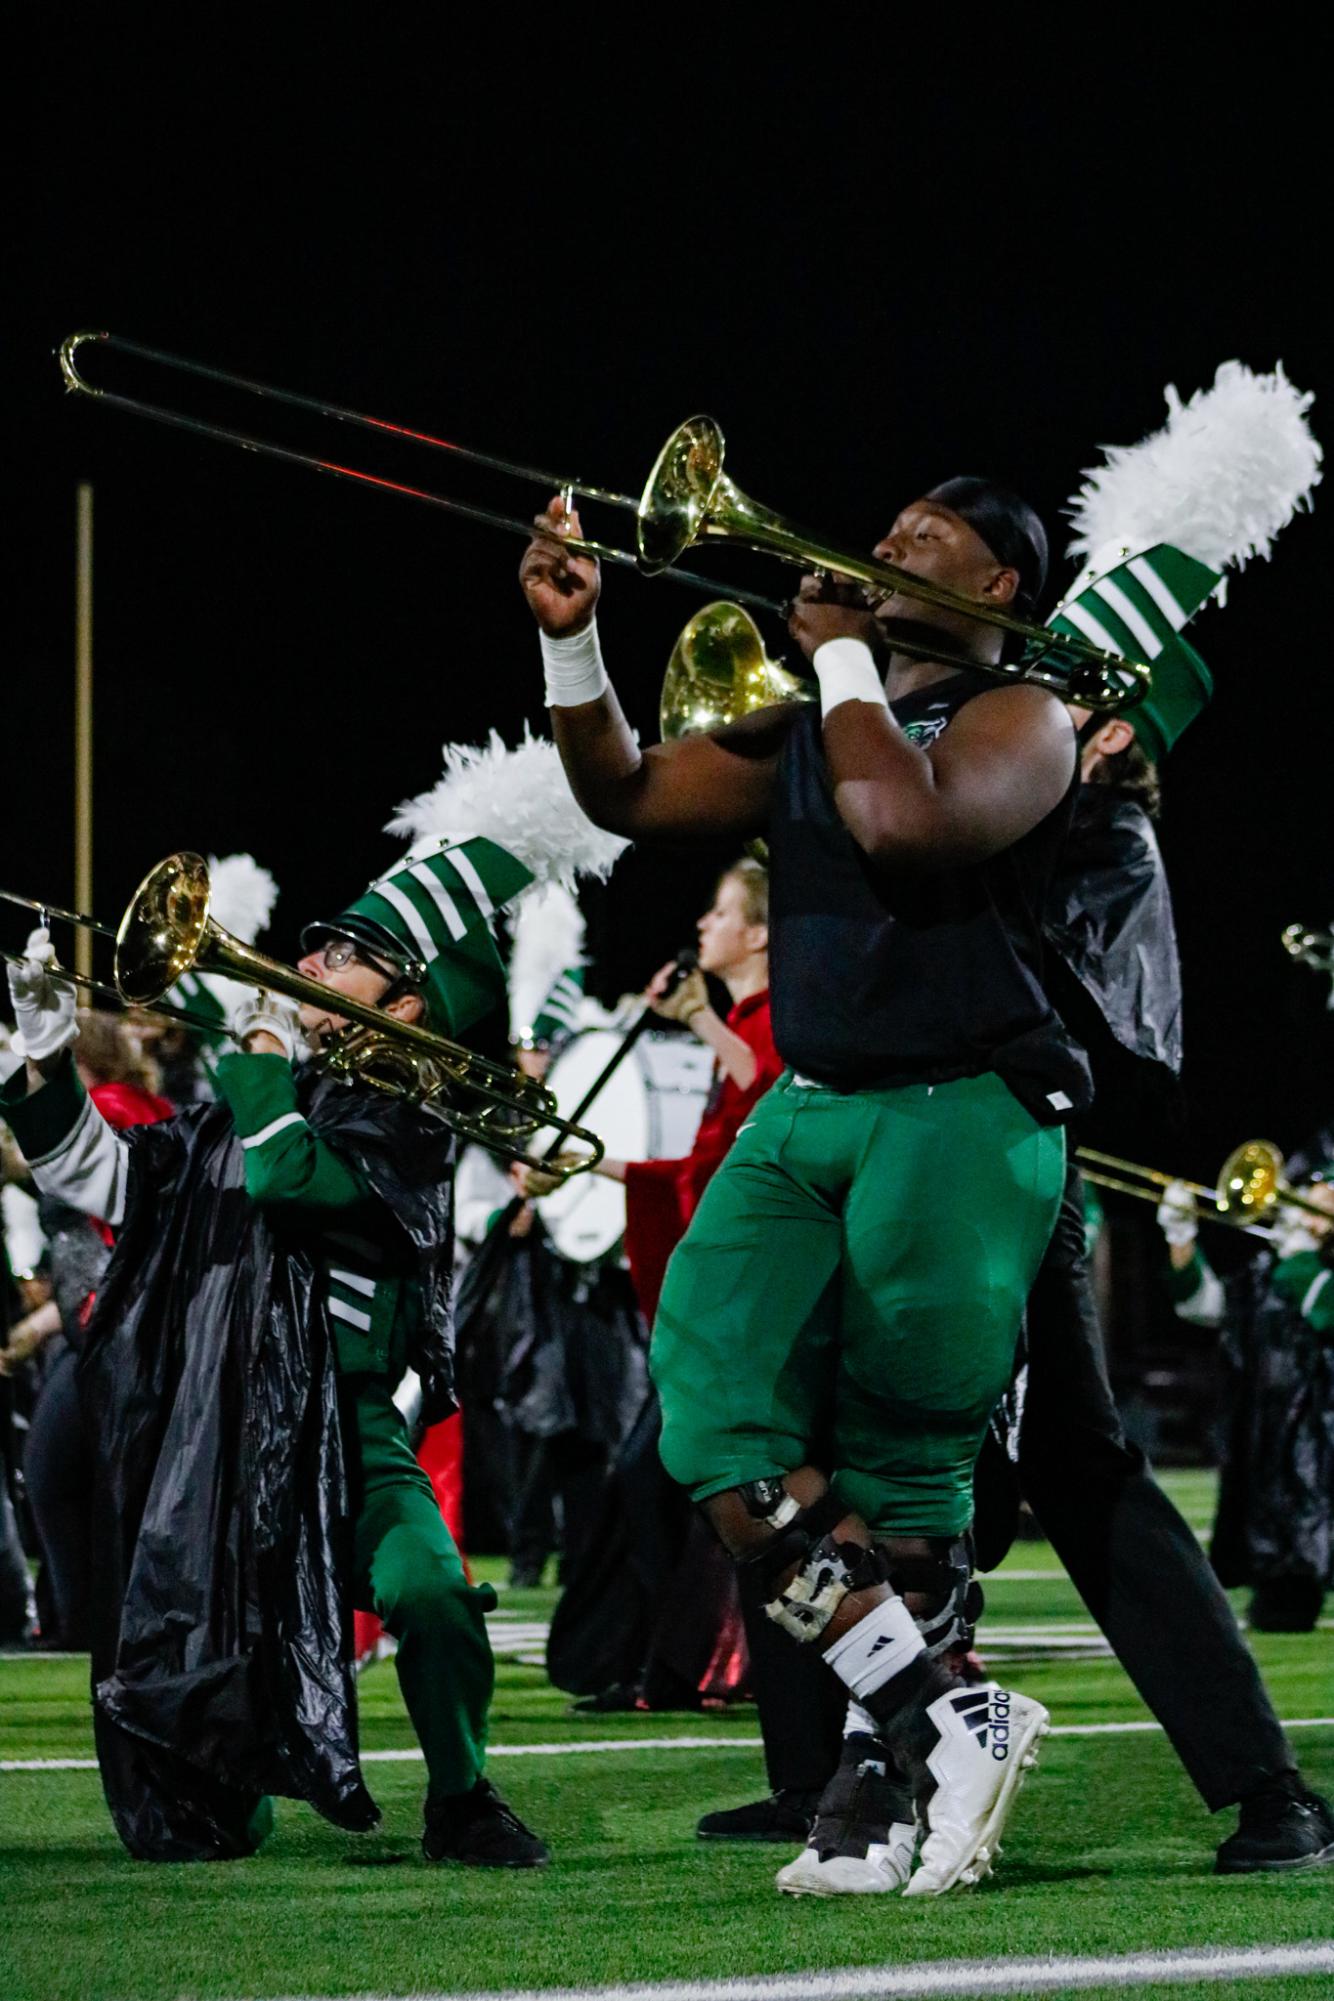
[537,1027,715,1263]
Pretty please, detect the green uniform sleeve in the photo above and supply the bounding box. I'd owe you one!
[1167,1246,1220,1303]
[0,1052,87,1162]
[1271,1250,1334,1336]
[213,1053,372,1213]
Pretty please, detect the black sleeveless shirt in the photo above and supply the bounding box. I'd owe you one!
[766,673,1092,1123]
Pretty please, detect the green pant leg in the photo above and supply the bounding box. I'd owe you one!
[652,1077,844,1500]
[832,1073,1065,1536]
[345,1380,496,1801]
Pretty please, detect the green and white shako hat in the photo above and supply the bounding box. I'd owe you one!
[508,881,588,1052]
[166,853,279,1054]
[305,835,534,1037]
[1047,546,1216,761]
[305,729,627,1039]
[1050,361,1320,758]
[530,966,586,1048]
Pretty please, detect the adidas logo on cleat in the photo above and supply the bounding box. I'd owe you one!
[950,1687,1011,1761]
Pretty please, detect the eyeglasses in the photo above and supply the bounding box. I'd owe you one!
[318,938,397,978]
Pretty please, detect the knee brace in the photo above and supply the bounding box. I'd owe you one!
[881,1535,983,1658]
[735,1480,889,1644]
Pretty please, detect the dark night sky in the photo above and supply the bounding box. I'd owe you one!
[11,28,1332,1191]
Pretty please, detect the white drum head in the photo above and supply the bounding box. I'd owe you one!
[536,1027,713,1263]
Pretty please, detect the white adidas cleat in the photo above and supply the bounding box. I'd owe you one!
[775,1739,917,1897]
[901,1682,1048,1897]
[776,1827,916,1896]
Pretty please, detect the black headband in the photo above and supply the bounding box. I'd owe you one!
[926,475,1049,611]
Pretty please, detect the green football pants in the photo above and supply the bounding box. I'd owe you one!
[652,1070,1065,1536]
[343,1379,496,1801]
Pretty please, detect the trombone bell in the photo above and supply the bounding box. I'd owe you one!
[660,602,811,740]
[1216,1139,1285,1224]
[111,852,604,1182]
[638,416,728,572]
[115,853,213,1006]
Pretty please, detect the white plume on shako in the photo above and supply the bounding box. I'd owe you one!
[387,727,627,895]
[1065,360,1321,590]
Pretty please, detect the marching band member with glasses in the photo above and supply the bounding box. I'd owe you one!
[0,743,622,1870]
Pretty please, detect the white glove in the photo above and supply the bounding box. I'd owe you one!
[6,929,78,1062]
[1273,1207,1321,1260]
[1156,1177,1199,1249]
[229,991,304,1063]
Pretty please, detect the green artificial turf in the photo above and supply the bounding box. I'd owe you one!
[1,1474,1330,2001]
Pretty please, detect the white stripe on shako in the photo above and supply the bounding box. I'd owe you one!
[1090,574,1166,658]
[408,860,469,944]
[1127,552,1191,630]
[446,843,495,919]
[369,878,439,965]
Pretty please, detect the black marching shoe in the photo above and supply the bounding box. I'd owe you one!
[1215,1789,1334,1874]
[696,1787,822,1843]
[423,1779,550,1868]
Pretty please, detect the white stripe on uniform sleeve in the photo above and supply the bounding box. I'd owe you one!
[329,1296,373,1331]
[24,1092,130,1228]
[1301,1268,1331,1319]
[240,1111,306,1150]
[329,1266,376,1297]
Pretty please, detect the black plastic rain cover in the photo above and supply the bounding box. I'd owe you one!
[1211,1255,1334,1590]
[1043,786,1183,1080]
[78,1073,455,1860]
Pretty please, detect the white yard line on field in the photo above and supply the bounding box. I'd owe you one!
[4,1717,1331,1775]
[258,1940,1334,2001]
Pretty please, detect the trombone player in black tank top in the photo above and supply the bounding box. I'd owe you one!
[521,477,1090,1899]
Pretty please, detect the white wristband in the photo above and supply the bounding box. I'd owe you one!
[812,638,888,719]
[541,619,609,708]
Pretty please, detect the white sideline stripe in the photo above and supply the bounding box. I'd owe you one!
[260,1941,1334,2000]
[4,1718,1331,1775]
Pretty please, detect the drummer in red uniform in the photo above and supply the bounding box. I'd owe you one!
[607,858,780,1322]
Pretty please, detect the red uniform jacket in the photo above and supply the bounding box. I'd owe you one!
[623,989,781,1323]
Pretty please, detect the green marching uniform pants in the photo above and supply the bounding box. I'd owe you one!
[652,1070,1065,1537]
[343,1379,497,1801]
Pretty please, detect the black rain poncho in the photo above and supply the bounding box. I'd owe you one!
[1211,1254,1334,1594]
[79,1071,455,1861]
[1042,784,1184,1151]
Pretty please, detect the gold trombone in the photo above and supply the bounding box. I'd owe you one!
[1076,1140,1332,1235]
[115,854,602,1181]
[0,886,233,1042]
[59,331,1149,712]
[5,860,602,1183]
